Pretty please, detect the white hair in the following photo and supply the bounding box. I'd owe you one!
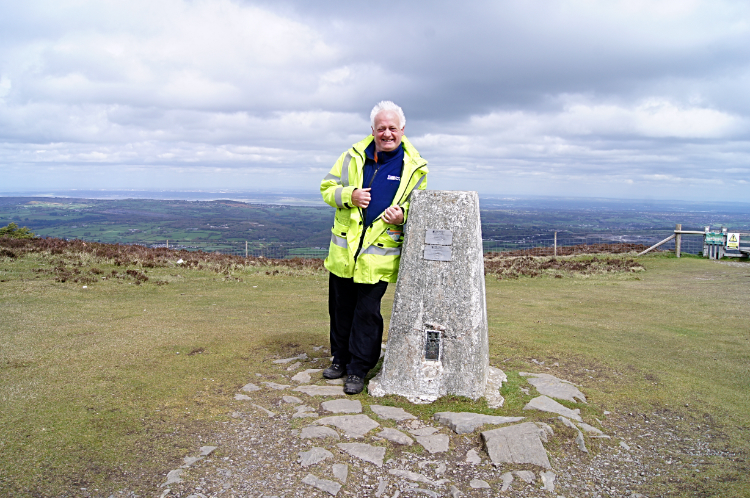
[370,101,406,129]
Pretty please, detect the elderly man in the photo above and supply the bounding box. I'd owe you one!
[320,101,429,394]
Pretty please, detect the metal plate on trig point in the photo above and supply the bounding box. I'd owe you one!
[424,245,452,261]
[425,229,453,246]
[424,329,441,361]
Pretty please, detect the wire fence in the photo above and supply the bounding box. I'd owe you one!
[115,230,707,260]
[483,232,705,256]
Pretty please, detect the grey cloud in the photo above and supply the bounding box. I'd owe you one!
[270,1,750,118]
[1,0,749,200]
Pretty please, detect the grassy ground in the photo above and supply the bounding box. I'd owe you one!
[1,245,749,496]
[0,247,330,496]
[484,254,750,496]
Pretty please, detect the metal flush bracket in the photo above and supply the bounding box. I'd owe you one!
[424,329,441,361]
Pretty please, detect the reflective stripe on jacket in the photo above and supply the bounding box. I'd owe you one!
[320,135,428,284]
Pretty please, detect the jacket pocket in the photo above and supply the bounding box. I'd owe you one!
[385,227,403,243]
[334,208,351,226]
[332,216,349,238]
[374,227,402,248]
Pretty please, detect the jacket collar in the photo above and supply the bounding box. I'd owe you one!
[352,135,426,171]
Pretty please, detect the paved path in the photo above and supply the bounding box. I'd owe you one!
[156,347,713,497]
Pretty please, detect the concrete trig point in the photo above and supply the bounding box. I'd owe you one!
[370,190,504,405]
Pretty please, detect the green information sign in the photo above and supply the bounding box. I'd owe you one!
[705,232,724,245]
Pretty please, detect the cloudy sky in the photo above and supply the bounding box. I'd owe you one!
[1,0,749,201]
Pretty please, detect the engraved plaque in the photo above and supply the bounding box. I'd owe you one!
[425,229,453,246]
[424,245,452,261]
[425,330,441,361]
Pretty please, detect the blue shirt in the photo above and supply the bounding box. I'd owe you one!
[361,141,404,227]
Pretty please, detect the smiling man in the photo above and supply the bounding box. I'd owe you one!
[320,101,429,394]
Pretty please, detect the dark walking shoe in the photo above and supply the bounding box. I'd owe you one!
[344,374,364,395]
[323,363,346,379]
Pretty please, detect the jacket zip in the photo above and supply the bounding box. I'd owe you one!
[354,163,381,261]
[396,163,424,207]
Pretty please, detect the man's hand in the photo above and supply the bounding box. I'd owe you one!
[382,206,404,225]
[352,188,371,208]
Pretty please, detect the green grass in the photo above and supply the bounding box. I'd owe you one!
[1,249,749,496]
[0,252,330,495]
[485,254,750,418]
[483,253,750,496]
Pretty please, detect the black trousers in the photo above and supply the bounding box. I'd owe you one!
[328,272,388,378]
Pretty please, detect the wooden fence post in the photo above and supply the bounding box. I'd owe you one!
[703,226,709,258]
[245,241,248,258]
[675,224,681,258]
[554,232,557,257]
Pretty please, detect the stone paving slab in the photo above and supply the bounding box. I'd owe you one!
[377,427,413,445]
[465,449,481,464]
[470,478,490,489]
[240,382,261,392]
[321,399,362,414]
[557,416,587,452]
[537,421,554,441]
[291,369,323,383]
[332,463,348,483]
[292,405,319,418]
[337,443,386,467]
[558,415,577,429]
[263,381,290,390]
[484,366,508,408]
[251,404,275,417]
[578,421,604,435]
[294,385,346,396]
[182,455,203,468]
[273,353,308,364]
[388,469,448,487]
[433,411,524,434]
[199,446,216,456]
[369,404,416,421]
[161,469,183,487]
[409,427,439,436]
[514,470,536,483]
[301,426,340,440]
[520,372,587,403]
[500,472,513,491]
[481,422,551,469]
[298,447,333,467]
[375,478,387,497]
[415,434,450,453]
[316,414,379,438]
[576,430,588,452]
[524,395,582,421]
[541,470,556,491]
[302,473,341,496]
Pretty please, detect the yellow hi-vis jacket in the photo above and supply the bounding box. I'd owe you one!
[320,134,428,284]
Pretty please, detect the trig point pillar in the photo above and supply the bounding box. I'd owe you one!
[369,190,489,403]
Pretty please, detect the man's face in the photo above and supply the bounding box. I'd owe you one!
[372,110,404,153]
